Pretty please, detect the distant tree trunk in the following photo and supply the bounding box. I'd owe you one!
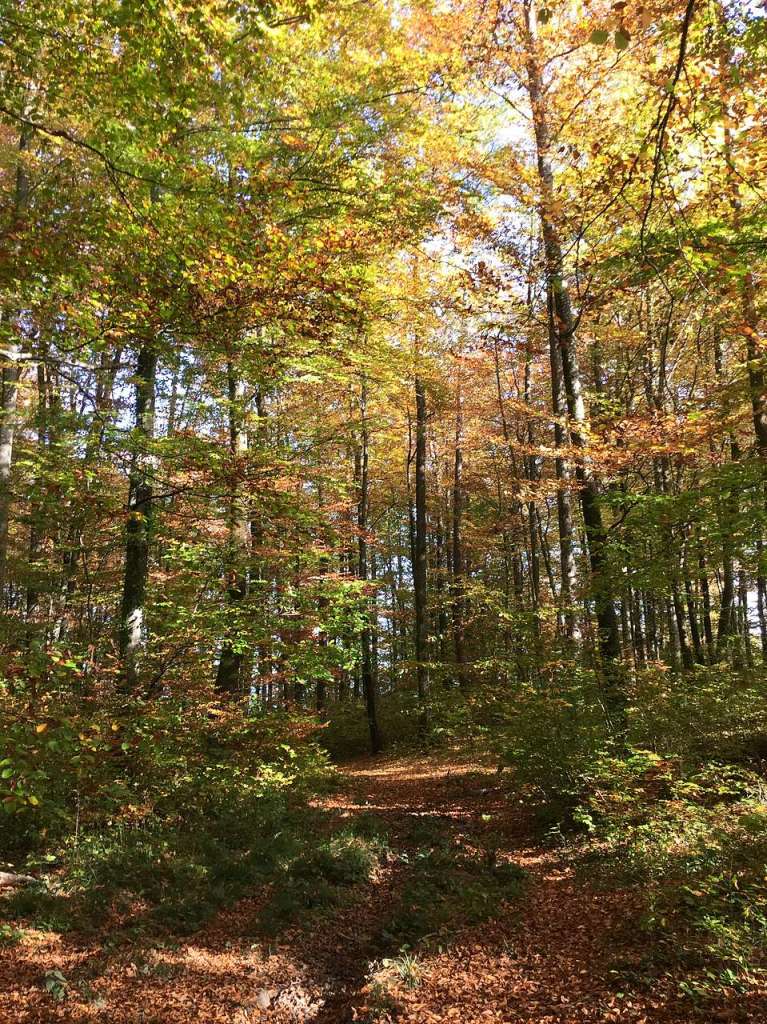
[699,547,715,657]
[118,339,157,690]
[396,522,409,678]
[0,126,32,601]
[215,359,250,694]
[414,377,429,711]
[315,551,330,712]
[712,344,741,661]
[452,392,467,686]
[684,575,705,665]
[548,288,577,634]
[629,584,646,668]
[672,583,694,669]
[434,514,449,668]
[524,347,541,620]
[0,347,21,605]
[666,598,682,670]
[757,539,767,660]
[358,378,382,753]
[718,15,765,666]
[738,567,753,668]
[25,358,48,622]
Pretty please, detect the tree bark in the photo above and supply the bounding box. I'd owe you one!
[522,2,621,699]
[0,126,32,600]
[414,377,429,710]
[118,340,157,690]
[215,359,250,694]
[451,390,467,686]
[358,378,382,753]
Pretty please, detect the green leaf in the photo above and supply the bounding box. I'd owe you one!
[614,29,630,49]
[589,29,609,44]
[538,8,552,24]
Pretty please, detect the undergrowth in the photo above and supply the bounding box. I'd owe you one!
[495,662,767,999]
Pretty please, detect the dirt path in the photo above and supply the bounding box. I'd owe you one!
[0,754,760,1023]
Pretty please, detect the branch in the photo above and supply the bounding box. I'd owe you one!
[639,0,697,252]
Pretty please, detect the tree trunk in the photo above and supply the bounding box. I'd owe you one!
[523,2,621,702]
[118,340,157,690]
[358,378,382,753]
[414,377,429,711]
[452,392,467,686]
[215,359,250,694]
[0,126,32,600]
[548,288,577,638]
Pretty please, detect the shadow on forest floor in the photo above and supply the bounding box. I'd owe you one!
[1,754,766,1023]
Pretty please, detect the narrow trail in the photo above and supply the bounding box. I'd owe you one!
[1,754,759,1023]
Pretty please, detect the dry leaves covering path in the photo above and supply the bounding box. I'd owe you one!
[0,754,763,1023]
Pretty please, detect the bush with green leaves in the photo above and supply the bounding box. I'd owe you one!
[0,683,336,934]
[574,752,767,989]
[491,658,767,989]
[1,690,332,850]
[630,665,767,764]
[492,666,614,829]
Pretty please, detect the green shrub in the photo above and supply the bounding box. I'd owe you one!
[630,665,767,764]
[575,753,767,988]
[0,691,335,935]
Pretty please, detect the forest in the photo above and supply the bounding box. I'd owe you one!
[1,0,766,1020]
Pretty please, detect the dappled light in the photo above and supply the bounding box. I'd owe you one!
[2,0,767,1019]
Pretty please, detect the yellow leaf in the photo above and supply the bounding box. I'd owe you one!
[35,723,48,734]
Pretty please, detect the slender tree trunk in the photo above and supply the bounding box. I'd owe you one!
[626,589,638,667]
[738,567,753,668]
[215,359,250,694]
[492,336,531,672]
[434,514,449,670]
[699,548,714,657]
[0,126,32,601]
[25,360,48,625]
[523,4,620,698]
[118,340,157,690]
[452,392,467,686]
[414,377,429,711]
[358,378,382,753]
[672,583,694,669]
[717,9,767,460]
[757,539,767,660]
[524,349,541,619]
[684,575,705,665]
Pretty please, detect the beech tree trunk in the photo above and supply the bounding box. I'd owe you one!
[548,287,578,639]
[215,359,250,694]
[0,126,31,600]
[118,340,157,690]
[451,390,467,686]
[414,377,429,709]
[523,2,621,707]
[358,378,382,752]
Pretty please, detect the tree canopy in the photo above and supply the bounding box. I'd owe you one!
[2,0,767,1016]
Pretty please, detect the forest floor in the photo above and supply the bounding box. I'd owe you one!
[1,752,764,1024]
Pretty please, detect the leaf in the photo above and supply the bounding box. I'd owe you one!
[589,29,609,44]
[614,28,630,49]
[35,724,48,734]
[538,8,551,24]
